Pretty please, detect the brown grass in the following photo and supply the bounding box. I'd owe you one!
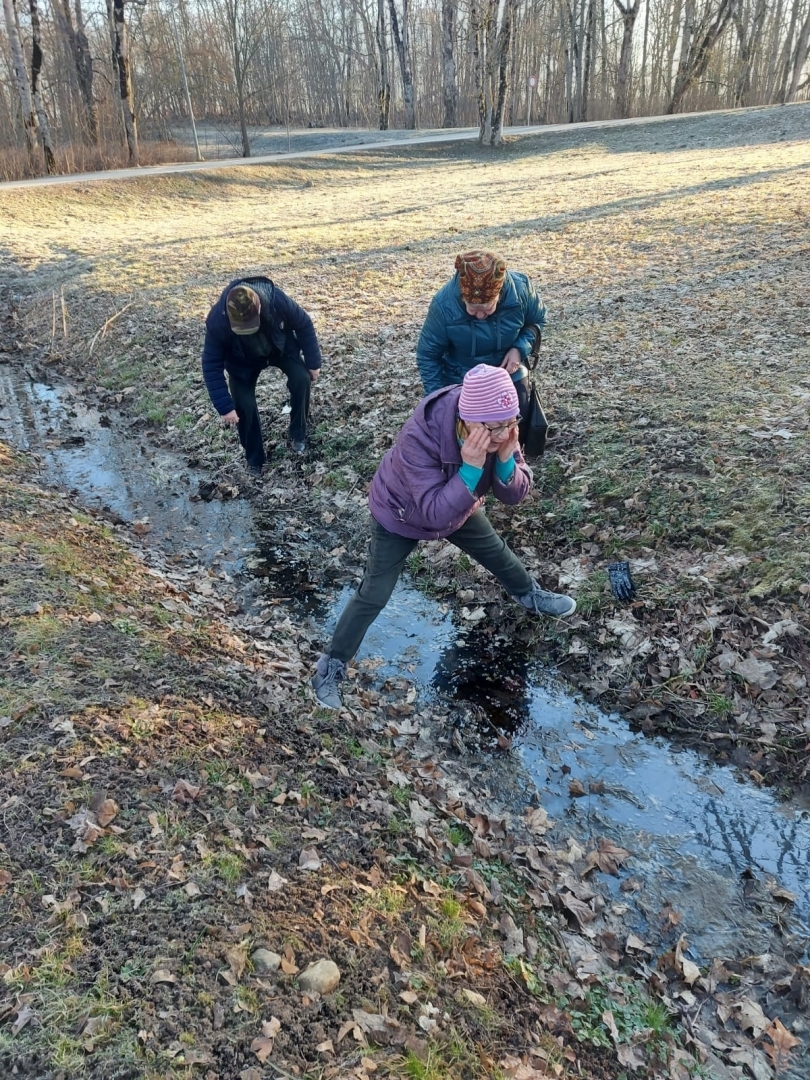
[0,139,196,183]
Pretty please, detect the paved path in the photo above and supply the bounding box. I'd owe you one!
[0,105,793,191]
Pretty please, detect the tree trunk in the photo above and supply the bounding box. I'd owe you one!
[491,0,514,144]
[786,9,810,101]
[775,0,801,102]
[667,0,739,114]
[763,0,785,99]
[733,0,767,107]
[376,0,391,129]
[54,0,98,143]
[441,0,457,126]
[472,0,486,136]
[2,0,39,163]
[614,0,640,118]
[28,0,56,172]
[108,0,138,163]
[387,0,415,128]
[582,0,596,120]
[483,0,498,139]
[640,0,651,108]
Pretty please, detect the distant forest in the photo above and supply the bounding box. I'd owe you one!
[2,0,809,176]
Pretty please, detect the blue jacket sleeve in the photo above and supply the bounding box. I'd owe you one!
[274,289,322,370]
[512,277,546,362]
[201,314,235,415]
[416,297,451,395]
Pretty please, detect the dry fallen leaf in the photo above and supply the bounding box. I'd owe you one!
[95,798,118,827]
[298,847,322,871]
[586,838,631,875]
[151,969,177,984]
[225,944,247,980]
[523,806,550,833]
[735,997,770,1037]
[250,1017,281,1062]
[267,870,288,891]
[11,1003,35,1035]
[460,988,487,1007]
[763,1017,800,1069]
[250,1036,274,1064]
[171,779,201,804]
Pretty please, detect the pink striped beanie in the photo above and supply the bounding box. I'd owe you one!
[458,364,519,423]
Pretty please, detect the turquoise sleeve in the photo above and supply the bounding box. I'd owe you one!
[494,456,516,483]
[458,462,484,493]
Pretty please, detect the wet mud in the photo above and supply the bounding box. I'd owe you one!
[3,366,807,980]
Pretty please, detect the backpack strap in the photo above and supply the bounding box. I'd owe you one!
[524,324,542,372]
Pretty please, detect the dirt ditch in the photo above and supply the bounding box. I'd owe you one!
[2,102,810,1078]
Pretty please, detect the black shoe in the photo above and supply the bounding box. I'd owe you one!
[247,464,263,477]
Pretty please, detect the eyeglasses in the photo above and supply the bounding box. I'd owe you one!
[483,417,521,435]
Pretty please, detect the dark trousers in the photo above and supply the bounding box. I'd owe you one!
[515,377,529,426]
[328,511,534,663]
[228,358,311,467]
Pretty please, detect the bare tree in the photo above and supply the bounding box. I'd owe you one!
[387,0,415,127]
[667,0,739,112]
[107,0,139,162]
[786,6,810,100]
[51,0,98,143]
[2,0,39,162]
[375,0,391,127]
[441,0,457,126]
[27,0,56,171]
[491,0,515,143]
[614,0,641,117]
[775,0,804,101]
[732,0,768,106]
[219,0,268,154]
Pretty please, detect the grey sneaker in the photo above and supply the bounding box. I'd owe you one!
[311,653,347,710]
[291,439,306,454]
[515,581,577,618]
[246,463,264,477]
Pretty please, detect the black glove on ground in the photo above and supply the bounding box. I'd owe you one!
[608,561,636,602]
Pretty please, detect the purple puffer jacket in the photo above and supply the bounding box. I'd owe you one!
[368,386,532,541]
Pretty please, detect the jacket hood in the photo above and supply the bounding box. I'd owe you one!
[410,385,464,466]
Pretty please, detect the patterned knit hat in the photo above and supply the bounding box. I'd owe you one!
[455,250,507,304]
[458,364,519,423]
[226,285,261,334]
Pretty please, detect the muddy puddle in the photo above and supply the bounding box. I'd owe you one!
[3,369,808,974]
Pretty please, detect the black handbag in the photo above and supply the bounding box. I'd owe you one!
[519,325,549,457]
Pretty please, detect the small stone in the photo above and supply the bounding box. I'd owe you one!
[251,949,282,974]
[297,958,340,995]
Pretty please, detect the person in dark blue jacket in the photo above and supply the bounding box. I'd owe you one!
[416,251,545,422]
[202,276,323,471]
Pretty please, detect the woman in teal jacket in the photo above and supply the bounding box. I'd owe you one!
[416,250,546,421]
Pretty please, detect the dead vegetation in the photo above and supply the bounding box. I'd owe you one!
[1,104,810,1077]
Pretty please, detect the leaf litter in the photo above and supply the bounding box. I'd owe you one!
[1,104,809,1078]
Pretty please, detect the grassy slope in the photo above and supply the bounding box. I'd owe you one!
[0,443,684,1079]
[2,106,808,791]
[1,104,809,1076]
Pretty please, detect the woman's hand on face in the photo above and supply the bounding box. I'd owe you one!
[497,425,520,463]
[460,424,491,469]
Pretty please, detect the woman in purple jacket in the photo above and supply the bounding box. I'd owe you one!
[311,364,576,710]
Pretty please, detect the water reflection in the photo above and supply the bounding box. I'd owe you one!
[5,375,807,964]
